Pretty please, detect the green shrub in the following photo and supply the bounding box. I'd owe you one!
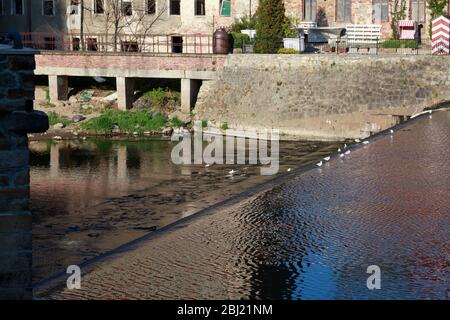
[81,110,167,134]
[221,122,229,130]
[169,116,185,128]
[277,48,299,54]
[231,32,251,48]
[47,111,73,126]
[142,87,181,109]
[381,39,418,49]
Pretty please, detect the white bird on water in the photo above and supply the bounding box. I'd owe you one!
[323,156,331,161]
[316,161,323,167]
[287,168,292,172]
[362,141,369,145]
[339,153,345,158]
[344,144,348,149]
[390,129,394,134]
[228,169,237,175]
[338,148,341,153]
[345,150,351,155]
[355,139,361,143]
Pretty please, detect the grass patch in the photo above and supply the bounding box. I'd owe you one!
[47,111,73,126]
[169,116,186,128]
[81,109,167,134]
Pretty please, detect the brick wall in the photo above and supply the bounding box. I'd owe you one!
[0,45,48,300]
[35,52,227,74]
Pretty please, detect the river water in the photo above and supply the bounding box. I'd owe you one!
[30,136,338,284]
[34,111,449,300]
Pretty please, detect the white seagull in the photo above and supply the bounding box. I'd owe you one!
[355,139,361,143]
[228,169,237,175]
[287,168,292,172]
[345,150,351,155]
[339,153,345,158]
[344,144,348,149]
[323,156,331,161]
[316,161,323,167]
[390,129,394,134]
[362,141,369,145]
[338,148,341,153]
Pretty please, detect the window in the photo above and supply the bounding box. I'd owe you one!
[44,37,55,50]
[411,0,425,22]
[336,0,351,21]
[87,38,98,51]
[121,1,132,16]
[373,0,388,22]
[195,0,205,15]
[147,0,155,14]
[94,0,104,14]
[70,0,79,15]
[170,0,180,15]
[303,0,316,21]
[171,36,183,53]
[219,0,231,16]
[12,0,24,15]
[72,37,80,51]
[121,41,139,52]
[43,0,54,16]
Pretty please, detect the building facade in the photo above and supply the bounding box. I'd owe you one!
[0,0,448,43]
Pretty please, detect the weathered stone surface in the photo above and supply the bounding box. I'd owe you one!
[194,55,450,140]
[0,46,45,300]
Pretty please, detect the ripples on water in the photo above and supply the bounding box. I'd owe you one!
[37,111,450,300]
[30,137,336,283]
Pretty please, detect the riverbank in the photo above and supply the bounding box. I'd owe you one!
[35,109,450,300]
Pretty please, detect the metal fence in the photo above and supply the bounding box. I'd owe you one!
[0,32,215,54]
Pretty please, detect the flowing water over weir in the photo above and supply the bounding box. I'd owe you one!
[35,111,449,300]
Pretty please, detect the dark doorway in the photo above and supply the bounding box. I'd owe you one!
[171,36,183,53]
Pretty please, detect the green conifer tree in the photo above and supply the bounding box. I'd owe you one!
[254,0,286,53]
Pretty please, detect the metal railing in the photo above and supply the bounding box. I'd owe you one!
[0,32,215,54]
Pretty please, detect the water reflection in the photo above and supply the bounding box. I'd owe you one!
[38,111,449,300]
[30,137,336,283]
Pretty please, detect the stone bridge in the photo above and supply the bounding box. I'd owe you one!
[35,52,227,111]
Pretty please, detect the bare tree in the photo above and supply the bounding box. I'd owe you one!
[81,0,168,52]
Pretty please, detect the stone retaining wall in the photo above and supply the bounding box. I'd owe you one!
[194,54,450,140]
[0,45,48,300]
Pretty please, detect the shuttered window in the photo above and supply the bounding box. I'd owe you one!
[304,0,317,21]
[411,0,426,22]
[336,0,351,21]
[220,0,231,16]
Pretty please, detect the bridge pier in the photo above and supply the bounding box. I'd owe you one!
[48,75,68,103]
[181,79,201,114]
[117,77,135,110]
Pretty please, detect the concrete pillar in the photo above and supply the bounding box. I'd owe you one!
[0,46,48,299]
[116,77,135,110]
[48,75,68,102]
[181,78,201,114]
